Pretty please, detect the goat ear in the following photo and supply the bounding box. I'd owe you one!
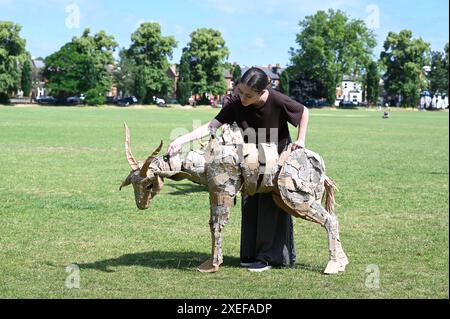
[155,171,192,181]
[152,176,164,192]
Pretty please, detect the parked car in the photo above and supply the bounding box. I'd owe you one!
[36,96,57,105]
[357,101,368,107]
[167,98,179,105]
[339,100,357,108]
[66,95,85,105]
[153,96,166,107]
[117,96,138,106]
[304,98,328,108]
[105,96,118,105]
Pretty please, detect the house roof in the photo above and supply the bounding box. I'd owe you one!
[240,65,284,80]
[168,65,177,77]
[223,69,232,78]
[342,75,355,81]
[32,59,45,69]
[106,64,115,75]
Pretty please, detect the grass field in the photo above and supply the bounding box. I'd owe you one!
[0,105,448,299]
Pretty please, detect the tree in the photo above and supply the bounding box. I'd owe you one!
[288,70,326,103]
[182,28,229,104]
[279,70,290,95]
[20,57,32,97]
[289,9,376,104]
[44,28,118,105]
[44,42,94,98]
[0,21,28,103]
[429,43,449,96]
[380,30,431,107]
[124,22,177,103]
[176,48,192,106]
[365,61,379,106]
[232,63,242,83]
[445,42,449,71]
[115,49,137,97]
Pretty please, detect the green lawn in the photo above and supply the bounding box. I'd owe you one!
[0,105,448,298]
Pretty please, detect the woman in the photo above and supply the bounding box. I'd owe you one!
[167,67,309,272]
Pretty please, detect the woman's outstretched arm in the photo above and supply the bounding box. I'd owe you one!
[167,119,223,156]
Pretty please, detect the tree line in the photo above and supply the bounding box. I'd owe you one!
[1,9,448,106]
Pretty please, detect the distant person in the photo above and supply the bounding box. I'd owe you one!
[419,95,425,111]
[432,95,437,109]
[425,95,432,109]
[437,94,443,109]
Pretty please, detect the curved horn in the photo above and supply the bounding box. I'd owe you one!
[119,179,131,191]
[140,140,164,177]
[124,123,139,171]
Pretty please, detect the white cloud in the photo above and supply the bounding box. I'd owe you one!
[252,37,265,49]
[174,24,185,35]
[263,0,281,12]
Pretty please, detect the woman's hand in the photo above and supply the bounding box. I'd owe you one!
[167,138,183,156]
[291,139,305,151]
[166,120,222,157]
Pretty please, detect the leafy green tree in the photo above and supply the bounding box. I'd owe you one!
[365,61,379,106]
[177,49,192,106]
[380,30,431,107]
[280,70,290,95]
[183,28,229,104]
[445,43,449,70]
[429,43,449,96]
[44,43,92,97]
[232,64,242,83]
[0,21,28,103]
[289,9,376,104]
[115,48,137,97]
[20,57,32,97]
[44,28,118,105]
[124,22,177,103]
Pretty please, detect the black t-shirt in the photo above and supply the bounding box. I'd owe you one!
[215,89,305,153]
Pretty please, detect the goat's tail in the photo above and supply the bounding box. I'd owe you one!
[324,176,338,214]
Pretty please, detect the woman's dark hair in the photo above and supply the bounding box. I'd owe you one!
[239,67,269,93]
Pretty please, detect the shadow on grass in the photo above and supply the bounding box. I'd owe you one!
[295,263,325,274]
[429,171,449,175]
[73,251,324,274]
[76,251,241,272]
[165,183,207,195]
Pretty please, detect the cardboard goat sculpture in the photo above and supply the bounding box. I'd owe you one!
[120,123,348,274]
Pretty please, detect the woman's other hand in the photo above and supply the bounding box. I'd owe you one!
[291,139,305,151]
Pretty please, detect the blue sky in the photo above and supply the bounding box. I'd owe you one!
[1,0,448,67]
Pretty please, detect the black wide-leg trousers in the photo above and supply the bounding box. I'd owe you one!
[240,192,296,266]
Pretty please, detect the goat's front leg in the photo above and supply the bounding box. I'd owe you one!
[197,193,233,273]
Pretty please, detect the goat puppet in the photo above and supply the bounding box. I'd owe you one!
[120,123,348,274]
